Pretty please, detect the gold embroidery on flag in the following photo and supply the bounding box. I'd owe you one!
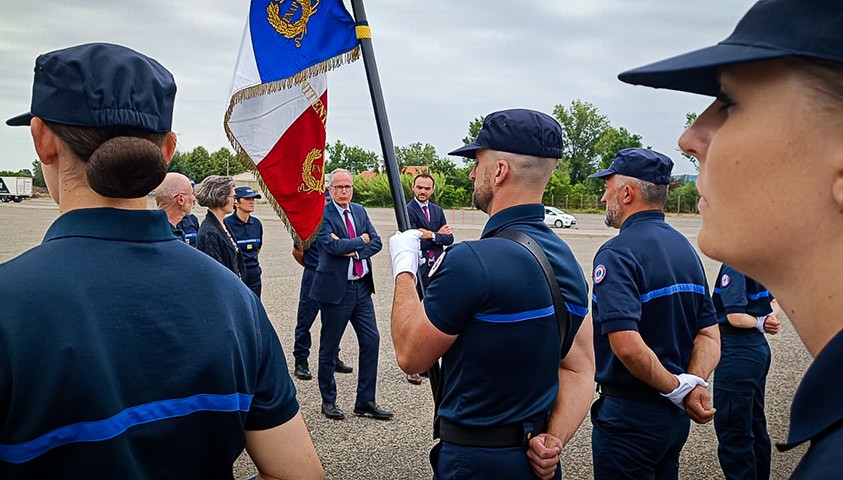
[298,149,326,194]
[299,79,327,126]
[267,0,320,47]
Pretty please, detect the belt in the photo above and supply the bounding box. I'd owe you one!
[348,278,366,285]
[719,322,760,336]
[597,383,669,404]
[438,415,548,448]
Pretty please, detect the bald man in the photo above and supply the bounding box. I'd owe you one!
[155,172,196,242]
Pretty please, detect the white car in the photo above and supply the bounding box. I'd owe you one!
[544,206,576,228]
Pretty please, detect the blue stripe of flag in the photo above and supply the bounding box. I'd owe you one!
[0,393,253,464]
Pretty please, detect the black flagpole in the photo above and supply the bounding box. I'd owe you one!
[349,0,443,433]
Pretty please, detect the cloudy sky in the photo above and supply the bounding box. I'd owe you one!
[0,0,756,174]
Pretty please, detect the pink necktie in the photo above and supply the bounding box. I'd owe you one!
[344,210,364,277]
[422,205,430,223]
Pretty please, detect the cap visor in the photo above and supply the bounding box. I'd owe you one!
[588,169,614,180]
[5,112,33,127]
[618,43,789,97]
[448,142,481,159]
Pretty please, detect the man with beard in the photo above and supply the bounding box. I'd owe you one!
[388,109,593,479]
[587,148,719,480]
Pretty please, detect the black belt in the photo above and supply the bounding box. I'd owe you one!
[719,322,760,336]
[597,383,669,404]
[438,415,548,448]
[348,278,365,285]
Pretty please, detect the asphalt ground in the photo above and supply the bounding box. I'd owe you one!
[0,199,813,479]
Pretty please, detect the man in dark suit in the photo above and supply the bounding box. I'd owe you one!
[405,173,454,384]
[309,169,393,421]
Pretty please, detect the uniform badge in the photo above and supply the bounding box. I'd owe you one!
[428,251,446,278]
[247,244,253,250]
[593,264,606,284]
[721,274,730,287]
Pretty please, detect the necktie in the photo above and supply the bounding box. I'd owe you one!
[422,204,430,223]
[344,210,364,277]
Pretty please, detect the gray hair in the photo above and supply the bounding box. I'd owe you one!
[195,175,235,209]
[330,168,353,185]
[616,175,669,207]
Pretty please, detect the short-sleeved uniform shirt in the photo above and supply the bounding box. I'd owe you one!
[712,264,773,323]
[224,213,263,281]
[177,213,199,247]
[779,329,843,478]
[294,240,320,269]
[592,210,716,389]
[423,204,589,426]
[0,208,297,478]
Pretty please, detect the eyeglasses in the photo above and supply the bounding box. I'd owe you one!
[174,192,194,198]
[332,185,353,191]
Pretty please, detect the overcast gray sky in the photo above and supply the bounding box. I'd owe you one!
[0,0,756,174]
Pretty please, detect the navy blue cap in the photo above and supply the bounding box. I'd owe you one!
[234,186,262,199]
[618,0,843,97]
[448,109,563,159]
[589,148,674,185]
[6,43,176,132]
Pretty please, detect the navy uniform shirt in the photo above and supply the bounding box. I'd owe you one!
[423,204,589,426]
[592,210,716,389]
[294,239,320,269]
[779,329,843,479]
[224,213,263,278]
[712,264,773,325]
[0,208,297,478]
[177,213,199,247]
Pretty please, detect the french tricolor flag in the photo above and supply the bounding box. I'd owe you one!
[225,0,359,245]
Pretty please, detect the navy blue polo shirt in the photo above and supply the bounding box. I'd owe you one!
[176,213,199,247]
[712,264,773,324]
[224,213,263,275]
[423,204,589,426]
[778,329,843,478]
[302,241,319,269]
[0,208,297,478]
[592,210,716,389]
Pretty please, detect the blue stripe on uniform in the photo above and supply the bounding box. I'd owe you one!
[236,238,261,245]
[747,290,770,300]
[565,302,589,317]
[640,283,706,303]
[0,393,253,464]
[476,306,554,323]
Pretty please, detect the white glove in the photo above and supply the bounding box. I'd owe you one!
[389,229,423,279]
[756,315,767,333]
[661,373,709,409]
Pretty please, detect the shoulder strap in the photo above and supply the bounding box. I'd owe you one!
[495,229,571,358]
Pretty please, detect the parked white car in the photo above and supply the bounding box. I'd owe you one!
[544,206,576,228]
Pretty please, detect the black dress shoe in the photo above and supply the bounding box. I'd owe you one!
[353,401,393,420]
[335,357,353,374]
[321,402,345,420]
[294,361,312,380]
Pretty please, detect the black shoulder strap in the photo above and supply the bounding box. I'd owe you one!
[495,229,571,358]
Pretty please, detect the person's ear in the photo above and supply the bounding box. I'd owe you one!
[30,118,60,166]
[162,132,177,165]
[494,160,509,185]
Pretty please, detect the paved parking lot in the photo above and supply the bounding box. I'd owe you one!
[0,199,812,479]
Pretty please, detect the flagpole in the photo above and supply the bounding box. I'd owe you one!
[349,0,410,232]
[349,0,444,426]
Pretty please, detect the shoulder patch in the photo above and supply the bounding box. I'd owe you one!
[721,274,731,287]
[428,251,446,278]
[593,263,607,284]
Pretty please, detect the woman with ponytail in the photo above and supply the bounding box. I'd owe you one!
[0,43,322,479]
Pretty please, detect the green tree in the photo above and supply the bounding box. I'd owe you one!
[325,140,380,174]
[0,168,33,177]
[462,116,485,145]
[31,160,45,187]
[394,142,439,168]
[595,126,644,170]
[553,100,609,185]
[679,112,699,171]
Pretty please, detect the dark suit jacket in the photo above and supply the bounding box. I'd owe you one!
[197,212,246,281]
[407,200,454,261]
[310,202,382,305]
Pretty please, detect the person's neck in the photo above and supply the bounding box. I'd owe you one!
[236,208,251,222]
[335,201,350,210]
[486,188,543,217]
[209,207,228,225]
[59,187,147,214]
[165,208,185,228]
[616,205,663,226]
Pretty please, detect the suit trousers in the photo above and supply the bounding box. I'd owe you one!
[591,395,690,480]
[293,267,320,362]
[318,281,380,404]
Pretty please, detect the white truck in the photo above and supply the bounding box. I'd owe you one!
[0,176,33,203]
